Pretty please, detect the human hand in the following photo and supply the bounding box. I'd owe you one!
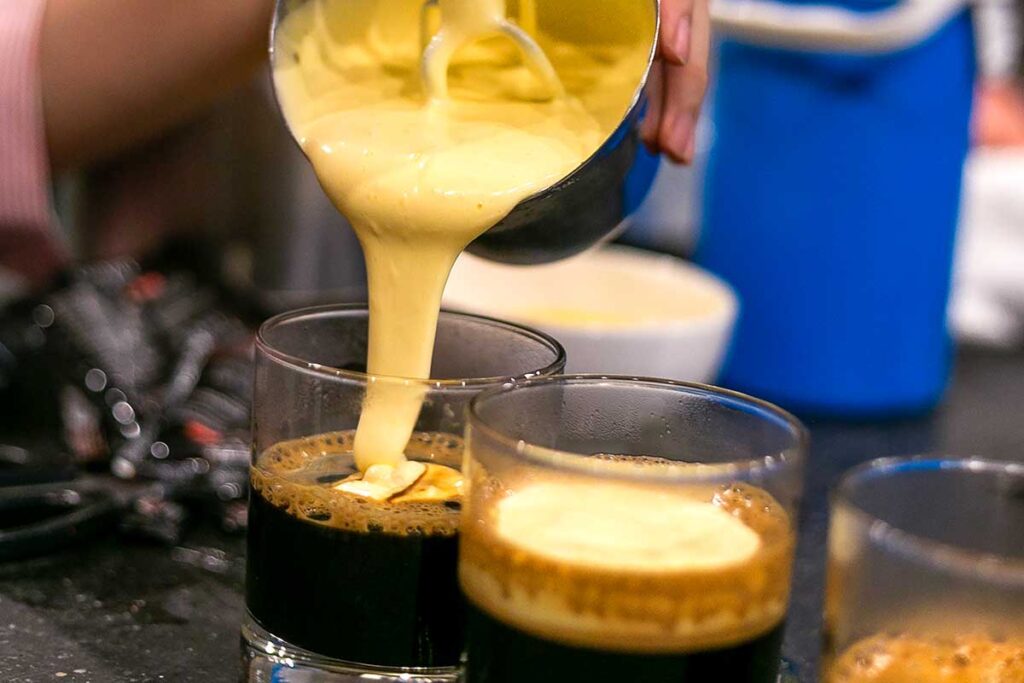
[640,0,711,165]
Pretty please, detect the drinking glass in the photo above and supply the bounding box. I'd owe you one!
[460,376,807,683]
[824,457,1024,682]
[243,304,565,682]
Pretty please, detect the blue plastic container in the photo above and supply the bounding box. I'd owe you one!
[696,6,975,417]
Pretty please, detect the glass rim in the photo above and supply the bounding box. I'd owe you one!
[834,456,1024,582]
[467,374,808,483]
[255,303,567,388]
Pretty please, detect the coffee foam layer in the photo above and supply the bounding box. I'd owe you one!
[828,634,1024,683]
[460,469,794,654]
[251,430,463,537]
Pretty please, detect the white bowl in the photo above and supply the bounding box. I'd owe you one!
[443,246,738,382]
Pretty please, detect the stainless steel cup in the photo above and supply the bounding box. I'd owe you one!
[270,0,659,265]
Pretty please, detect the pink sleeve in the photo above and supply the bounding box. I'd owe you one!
[0,0,66,286]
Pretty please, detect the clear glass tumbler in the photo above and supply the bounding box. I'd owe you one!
[243,305,565,682]
[459,376,807,683]
[824,457,1024,683]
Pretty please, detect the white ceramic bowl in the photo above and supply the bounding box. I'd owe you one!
[443,246,738,382]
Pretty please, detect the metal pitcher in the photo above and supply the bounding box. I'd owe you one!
[270,0,660,265]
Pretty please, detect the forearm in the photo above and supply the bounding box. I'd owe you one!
[40,0,275,172]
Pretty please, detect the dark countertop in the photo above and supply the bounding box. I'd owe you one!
[2,348,1022,683]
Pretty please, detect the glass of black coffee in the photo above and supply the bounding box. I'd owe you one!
[243,305,565,682]
[824,457,1024,683]
[460,376,807,683]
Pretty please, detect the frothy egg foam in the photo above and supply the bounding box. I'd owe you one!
[460,471,795,654]
[494,480,761,573]
[252,430,464,537]
[273,0,654,471]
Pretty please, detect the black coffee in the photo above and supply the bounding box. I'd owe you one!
[465,605,785,683]
[246,431,464,668]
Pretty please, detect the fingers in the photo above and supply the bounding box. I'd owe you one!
[658,0,696,66]
[657,0,710,164]
[640,61,665,152]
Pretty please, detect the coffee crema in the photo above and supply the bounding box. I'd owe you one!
[459,463,794,654]
[828,633,1024,683]
[251,430,464,537]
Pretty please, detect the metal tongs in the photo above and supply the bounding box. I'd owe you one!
[419,0,562,101]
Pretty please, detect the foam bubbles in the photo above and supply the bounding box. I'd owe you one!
[828,633,1024,683]
[252,430,464,537]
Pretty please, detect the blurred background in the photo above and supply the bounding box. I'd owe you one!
[1,3,1023,680]
[32,2,1023,329]
[2,0,1022,443]
[0,0,1021,526]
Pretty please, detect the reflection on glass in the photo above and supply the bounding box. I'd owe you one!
[243,305,564,680]
[460,376,807,683]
